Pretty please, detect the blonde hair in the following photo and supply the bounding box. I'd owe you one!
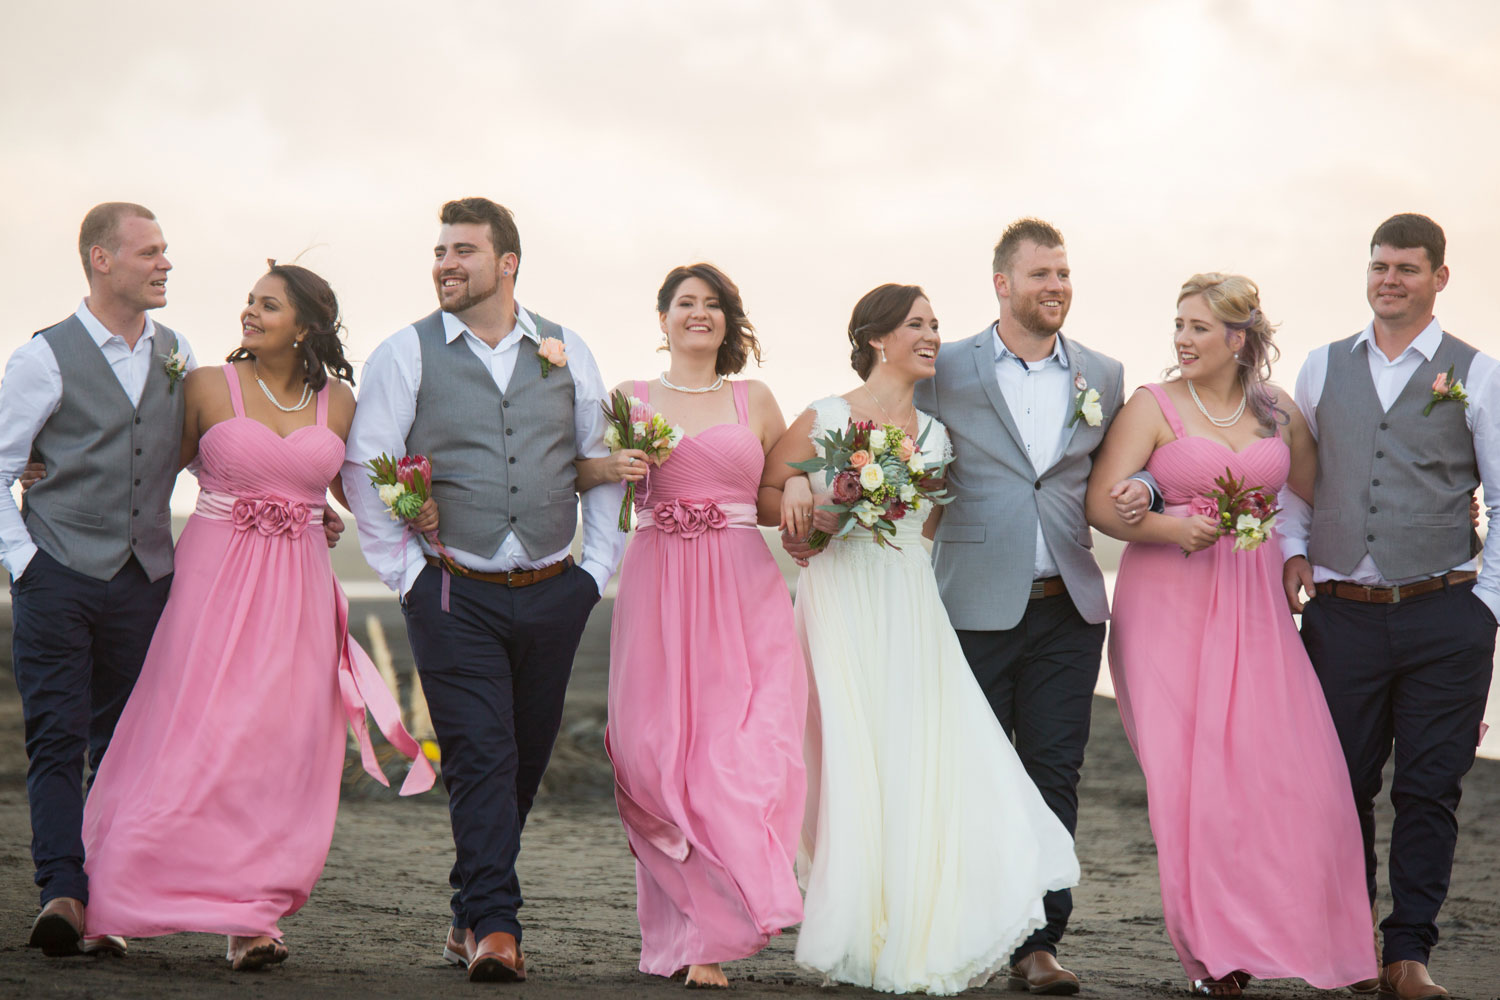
[1170,272,1284,427]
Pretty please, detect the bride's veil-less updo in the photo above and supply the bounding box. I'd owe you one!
[1169,272,1283,427]
[848,284,927,379]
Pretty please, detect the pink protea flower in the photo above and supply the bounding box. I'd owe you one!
[395,454,432,491]
[831,471,862,504]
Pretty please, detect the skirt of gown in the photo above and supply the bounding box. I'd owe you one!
[1109,533,1376,986]
[794,534,1080,996]
[83,513,362,937]
[606,520,807,975]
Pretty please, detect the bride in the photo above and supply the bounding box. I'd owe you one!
[762,284,1079,995]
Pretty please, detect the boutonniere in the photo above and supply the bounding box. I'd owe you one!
[1423,365,1468,416]
[160,348,188,394]
[1067,372,1102,427]
[537,336,568,378]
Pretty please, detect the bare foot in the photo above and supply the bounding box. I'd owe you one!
[226,934,279,971]
[685,963,729,988]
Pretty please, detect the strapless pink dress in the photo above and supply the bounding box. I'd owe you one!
[605,379,806,975]
[1108,383,1374,986]
[81,366,432,938]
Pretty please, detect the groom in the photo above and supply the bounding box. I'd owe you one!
[1280,213,1497,1000]
[343,197,625,983]
[914,218,1148,994]
[1,202,193,955]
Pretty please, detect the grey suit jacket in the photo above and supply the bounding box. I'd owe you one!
[915,327,1126,631]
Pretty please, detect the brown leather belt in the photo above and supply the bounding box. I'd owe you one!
[425,554,573,587]
[1313,570,1477,605]
[1029,576,1067,600]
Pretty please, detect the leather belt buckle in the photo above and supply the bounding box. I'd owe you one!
[1029,577,1065,600]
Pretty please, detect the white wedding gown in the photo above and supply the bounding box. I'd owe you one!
[793,397,1080,995]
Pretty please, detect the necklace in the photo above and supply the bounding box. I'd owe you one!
[659,371,724,394]
[1186,379,1246,428]
[254,362,312,413]
[862,384,916,433]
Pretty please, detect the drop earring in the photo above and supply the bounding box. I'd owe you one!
[879,345,887,363]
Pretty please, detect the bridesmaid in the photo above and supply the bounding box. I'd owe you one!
[80,263,434,969]
[1084,274,1374,994]
[576,263,807,989]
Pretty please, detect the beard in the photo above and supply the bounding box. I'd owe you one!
[1012,293,1068,336]
[436,266,501,313]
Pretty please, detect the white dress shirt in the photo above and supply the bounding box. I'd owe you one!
[994,326,1073,580]
[0,300,198,578]
[340,306,626,598]
[1278,317,1500,618]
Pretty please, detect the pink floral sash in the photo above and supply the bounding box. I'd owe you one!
[196,489,324,538]
[634,500,756,537]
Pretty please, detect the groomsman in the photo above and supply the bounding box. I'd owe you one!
[913,218,1151,993]
[342,197,625,983]
[1,203,195,955]
[1281,213,1497,1000]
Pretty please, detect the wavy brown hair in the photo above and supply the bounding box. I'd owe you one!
[1168,272,1282,427]
[848,283,928,379]
[225,261,353,391]
[656,263,763,376]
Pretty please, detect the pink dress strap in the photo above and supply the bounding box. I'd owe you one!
[315,382,330,426]
[635,379,651,404]
[732,380,749,426]
[1143,383,1186,440]
[222,364,246,418]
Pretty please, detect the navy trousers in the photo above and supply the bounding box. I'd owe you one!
[402,561,599,943]
[1300,580,1495,965]
[956,592,1106,963]
[10,549,171,905]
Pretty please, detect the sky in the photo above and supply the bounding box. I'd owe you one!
[3,0,1499,514]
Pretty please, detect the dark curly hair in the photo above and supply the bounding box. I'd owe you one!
[655,263,763,376]
[848,284,927,379]
[226,261,354,391]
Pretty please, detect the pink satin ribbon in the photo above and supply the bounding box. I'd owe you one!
[604,729,689,862]
[196,489,323,537]
[634,499,756,536]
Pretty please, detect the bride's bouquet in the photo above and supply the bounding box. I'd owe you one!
[790,420,953,550]
[365,453,467,574]
[1191,466,1281,554]
[601,390,685,531]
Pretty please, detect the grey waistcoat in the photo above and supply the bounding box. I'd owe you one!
[404,309,579,558]
[1308,331,1480,578]
[23,315,185,582]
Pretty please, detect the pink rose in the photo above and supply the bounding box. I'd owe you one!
[674,504,708,538]
[849,450,872,469]
[831,470,862,504]
[537,336,568,368]
[1189,496,1219,519]
[231,497,311,538]
[652,501,680,534]
[897,439,915,461]
[651,499,726,538]
[1433,372,1450,393]
[231,498,260,532]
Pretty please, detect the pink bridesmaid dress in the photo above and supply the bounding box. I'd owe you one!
[605,379,807,976]
[1108,383,1374,987]
[81,365,432,940]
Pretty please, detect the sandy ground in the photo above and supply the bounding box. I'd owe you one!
[1,599,1497,1000]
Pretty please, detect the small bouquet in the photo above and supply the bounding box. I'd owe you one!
[601,390,685,531]
[789,420,953,549]
[365,453,466,575]
[1423,365,1469,416]
[161,348,188,393]
[1190,466,1281,555]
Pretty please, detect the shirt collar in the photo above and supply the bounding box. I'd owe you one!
[1351,316,1443,363]
[440,304,539,346]
[75,299,155,348]
[993,323,1068,369]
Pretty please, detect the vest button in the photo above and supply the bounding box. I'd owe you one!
[510,486,518,494]
[134,479,141,486]
[131,537,137,545]
[132,509,139,517]
[1367,534,1375,542]
[1034,481,1042,491]
[134,448,142,456]
[503,401,510,408]
[1369,506,1377,514]
[1372,479,1380,487]
[1375,450,1384,458]
[134,417,141,425]
[508,457,517,464]
[509,515,517,523]
[505,428,514,436]
[1379,422,1388,430]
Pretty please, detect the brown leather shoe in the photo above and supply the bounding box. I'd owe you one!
[28,897,84,956]
[1379,961,1446,1000]
[1007,951,1080,995]
[443,925,476,968]
[469,931,526,983]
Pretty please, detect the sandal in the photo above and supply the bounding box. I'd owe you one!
[1190,978,1243,998]
[270,938,289,964]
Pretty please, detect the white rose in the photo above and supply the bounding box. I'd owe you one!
[859,463,884,490]
[632,420,647,437]
[868,428,887,452]
[854,502,880,526]
[668,425,686,447]
[377,483,404,507]
[899,483,917,503]
[1081,389,1103,427]
[603,425,622,450]
[908,454,925,475]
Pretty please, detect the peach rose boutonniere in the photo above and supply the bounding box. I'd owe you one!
[1423,365,1469,416]
[537,336,568,378]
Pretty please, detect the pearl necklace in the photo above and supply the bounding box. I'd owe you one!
[658,372,724,394]
[1186,379,1246,428]
[254,363,313,413]
[862,384,917,435]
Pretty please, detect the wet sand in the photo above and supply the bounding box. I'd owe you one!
[0,599,1497,999]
